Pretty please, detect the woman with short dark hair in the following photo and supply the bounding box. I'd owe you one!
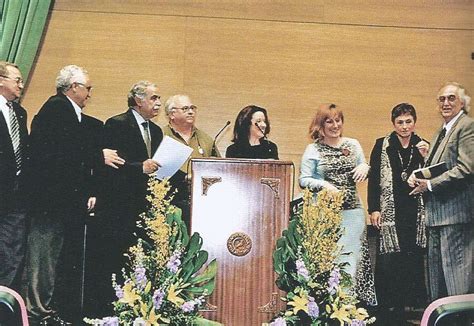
[368,103,429,325]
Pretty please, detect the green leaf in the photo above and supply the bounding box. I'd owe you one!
[185,277,216,295]
[192,250,209,272]
[190,259,217,284]
[182,233,203,265]
[193,316,224,326]
[181,261,195,282]
[144,281,151,294]
[273,249,285,274]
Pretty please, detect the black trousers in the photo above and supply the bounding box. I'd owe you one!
[27,208,86,325]
[0,179,27,293]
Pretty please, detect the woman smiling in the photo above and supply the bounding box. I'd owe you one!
[299,103,375,305]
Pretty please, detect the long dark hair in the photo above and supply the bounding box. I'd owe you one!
[231,105,271,144]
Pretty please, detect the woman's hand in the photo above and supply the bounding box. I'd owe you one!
[416,140,430,158]
[370,211,381,229]
[325,183,339,193]
[351,163,370,182]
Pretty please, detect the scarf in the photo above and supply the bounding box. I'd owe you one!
[379,134,426,254]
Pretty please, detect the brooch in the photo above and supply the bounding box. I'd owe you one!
[341,147,351,156]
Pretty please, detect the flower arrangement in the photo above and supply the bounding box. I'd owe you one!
[268,189,375,326]
[85,178,220,326]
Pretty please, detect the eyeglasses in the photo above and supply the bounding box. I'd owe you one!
[174,105,197,113]
[0,75,24,85]
[75,82,93,92]
[437,95,457,104]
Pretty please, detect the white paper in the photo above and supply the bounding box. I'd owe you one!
[152,136,193,180]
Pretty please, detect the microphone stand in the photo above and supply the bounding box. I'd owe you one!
[211,121,231,156]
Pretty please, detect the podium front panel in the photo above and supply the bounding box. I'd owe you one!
[190,158,293,326]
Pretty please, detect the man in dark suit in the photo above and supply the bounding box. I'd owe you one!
[409,82,473,302]
[87,80,163,316]
[0,61,28,293]
[26,65,105,325]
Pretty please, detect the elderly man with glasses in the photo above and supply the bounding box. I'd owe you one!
[409,82,473,304]
[0,61,28,294]
[26,65,111,325]
[164,95,220,230]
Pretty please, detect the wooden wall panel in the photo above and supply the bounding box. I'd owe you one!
[51,0,473,29]
[21,1,473,207]
[23,11,187,122]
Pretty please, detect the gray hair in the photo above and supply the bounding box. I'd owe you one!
[164,94,191,115]
[55,65,88,93]
[128,80,156,107]
[439,81,471,113]
[0,61,19,77]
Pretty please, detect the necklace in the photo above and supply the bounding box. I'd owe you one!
[397,146,414,181]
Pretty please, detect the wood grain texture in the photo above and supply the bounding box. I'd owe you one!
[190,159,292,325]
[51,0,473,29]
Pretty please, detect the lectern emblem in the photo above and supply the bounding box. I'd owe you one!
[227,232,252,256]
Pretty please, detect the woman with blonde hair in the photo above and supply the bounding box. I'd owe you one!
[299,103,376,305]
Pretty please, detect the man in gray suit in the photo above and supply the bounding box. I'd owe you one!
[409,82,473,302]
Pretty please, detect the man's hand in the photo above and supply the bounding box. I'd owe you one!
[143,159,160,174]
[370,211,381,229]
[416,140,430,158]
[87,197,96,212]
[103,148,125,169]
[408,175,429,195]
[351,163,370,182]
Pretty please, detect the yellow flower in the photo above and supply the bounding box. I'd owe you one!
[298,188,344,277]
[119,282,140,305]
[140,301,148,319]
[330,303,352,325]
[147,309,159,325]
[287,290,309,314]
[351,307,369,320]
[167,283,185,306]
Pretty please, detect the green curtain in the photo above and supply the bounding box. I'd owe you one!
[0,0,51,80]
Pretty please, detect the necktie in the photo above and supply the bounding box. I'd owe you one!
[7,102,22,173]
[426,127,446,166]
[142,121,152,158]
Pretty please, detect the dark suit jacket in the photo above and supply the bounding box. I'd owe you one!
[29,93,104,216]
[0,102,28,214]
[425,113,473,226]
[103,109,163,215]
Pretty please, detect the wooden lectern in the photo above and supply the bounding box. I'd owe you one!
[190,158,294,325]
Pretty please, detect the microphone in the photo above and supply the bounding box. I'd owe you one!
[211,120,231,156]
[254,122,267,139]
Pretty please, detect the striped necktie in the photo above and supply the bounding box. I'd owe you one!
[142,121,152,158]
[7,102,22,173]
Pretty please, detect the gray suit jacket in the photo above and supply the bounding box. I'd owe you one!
[425,113,474,227]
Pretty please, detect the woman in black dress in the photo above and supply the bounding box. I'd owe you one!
[368,103,429,325]
[226,105,278,159]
